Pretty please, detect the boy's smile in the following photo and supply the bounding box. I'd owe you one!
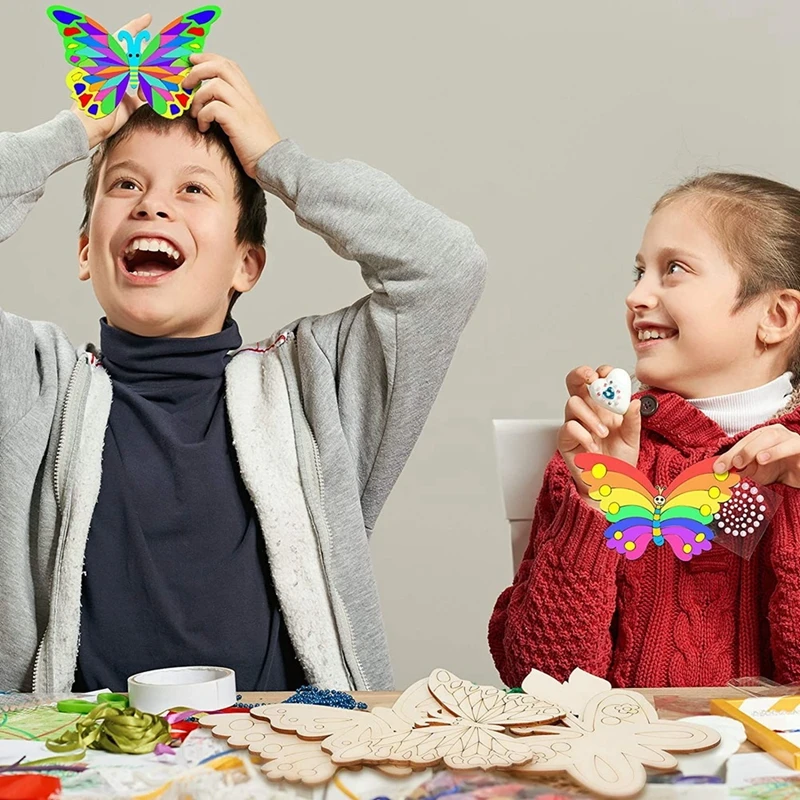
[119,234,186,282]
[79,128,264,338]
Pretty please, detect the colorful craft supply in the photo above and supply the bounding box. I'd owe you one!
[46,703,171,755]
[47,6,222,119]
[588,367,632,415]
[56,692,128,714]
[284,685,368,710]
[576,454,743,561]
[0,774,61,800]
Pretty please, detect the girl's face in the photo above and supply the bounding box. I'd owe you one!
[626,197,774,399]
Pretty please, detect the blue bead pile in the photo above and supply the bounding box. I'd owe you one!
[284,685,367,710]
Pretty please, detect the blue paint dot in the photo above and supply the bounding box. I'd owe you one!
[53,9,81,24]
[88,104,99,115]
[169,104,180,115]
[73,83,86,94]
[188,9,216,23]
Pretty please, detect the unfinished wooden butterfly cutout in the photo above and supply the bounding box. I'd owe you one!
[511,690,721,798]
[200,711,413,784]
[329,668,565,770]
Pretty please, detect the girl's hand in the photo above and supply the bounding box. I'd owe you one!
[714,424,800,487]
[558,365,642,498]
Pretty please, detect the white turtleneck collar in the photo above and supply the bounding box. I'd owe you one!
[685,372,794,437]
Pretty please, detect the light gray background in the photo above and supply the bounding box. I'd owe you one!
[5,0,798,688]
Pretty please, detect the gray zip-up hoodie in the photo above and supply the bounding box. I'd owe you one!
[0,111,487,693]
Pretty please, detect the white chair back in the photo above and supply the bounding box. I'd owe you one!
[492,419,561,572]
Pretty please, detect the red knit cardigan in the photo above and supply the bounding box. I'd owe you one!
[489,389,800,689]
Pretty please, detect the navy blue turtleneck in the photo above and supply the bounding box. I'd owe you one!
[73,318,304,693]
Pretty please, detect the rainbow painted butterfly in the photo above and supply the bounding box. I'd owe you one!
[47,6,222,119]
[574,454,741,561]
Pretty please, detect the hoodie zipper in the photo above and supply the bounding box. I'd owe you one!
[275,335,368,690]
[305,415,368,691]
[32,356,91,692]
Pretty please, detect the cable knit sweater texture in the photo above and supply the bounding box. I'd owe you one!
[488,388,800,689]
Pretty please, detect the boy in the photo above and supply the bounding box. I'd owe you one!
[0,17,486,693]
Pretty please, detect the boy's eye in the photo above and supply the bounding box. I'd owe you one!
[114,179,138,191]
[183,183,206,195]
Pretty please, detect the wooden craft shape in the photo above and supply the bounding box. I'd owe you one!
[199,712,412,784]
[511,690,721,798]
[520,667,612,718]
[328,668,565,770]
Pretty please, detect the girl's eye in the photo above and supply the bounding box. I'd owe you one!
[632,266,644,283]
[667,261,687,275]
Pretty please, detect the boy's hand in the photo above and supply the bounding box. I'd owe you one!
[70,13,151,149]
[714,424,800,487]
[182,53,281,178]
[558,365,642,500]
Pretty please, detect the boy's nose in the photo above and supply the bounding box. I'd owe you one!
[132,195,173,220]
[135,209,170,219]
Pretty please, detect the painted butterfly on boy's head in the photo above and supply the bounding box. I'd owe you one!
[47,6,222,119]
[574,454,743,562]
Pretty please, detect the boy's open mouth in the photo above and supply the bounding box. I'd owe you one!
[121,237,186,277]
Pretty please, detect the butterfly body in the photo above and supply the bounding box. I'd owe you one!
[47,6,221,119]
[575,454,740,561]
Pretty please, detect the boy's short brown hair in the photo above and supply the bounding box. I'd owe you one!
[80,105,267,312]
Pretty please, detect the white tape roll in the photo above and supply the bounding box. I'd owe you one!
[128,666,237,714]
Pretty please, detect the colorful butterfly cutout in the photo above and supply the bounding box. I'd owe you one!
[47,6,222,119]
[574,454,741,562]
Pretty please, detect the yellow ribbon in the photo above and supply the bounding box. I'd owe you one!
[46,703,171,755]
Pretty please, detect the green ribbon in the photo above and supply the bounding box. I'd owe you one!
[46,703,171,755]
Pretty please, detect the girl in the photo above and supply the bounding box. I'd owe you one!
[489,173,800,688]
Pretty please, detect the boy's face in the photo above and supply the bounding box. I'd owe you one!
[79,128,265,338]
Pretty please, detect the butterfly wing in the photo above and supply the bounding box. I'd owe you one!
[427,668,564,727]
[575,454,659,559]
[251,704,385,741]
[661,457,739,519]
[47,6,131,118]
[137,6,222,118]
[331,724,536,770]
[654,457,740,561]
[660,521,715,561]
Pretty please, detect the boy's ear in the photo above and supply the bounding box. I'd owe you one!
[78,233,91,281]
[232,244,267,294]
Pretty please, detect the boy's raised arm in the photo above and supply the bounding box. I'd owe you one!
[0,14,152,244]
[184,55,488,529]
[0,113,89,244]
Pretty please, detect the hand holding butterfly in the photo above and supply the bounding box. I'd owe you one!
[182,54,281,179]
[69,13,151,149]
[558,365,642,501]
[713,424,800,487]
